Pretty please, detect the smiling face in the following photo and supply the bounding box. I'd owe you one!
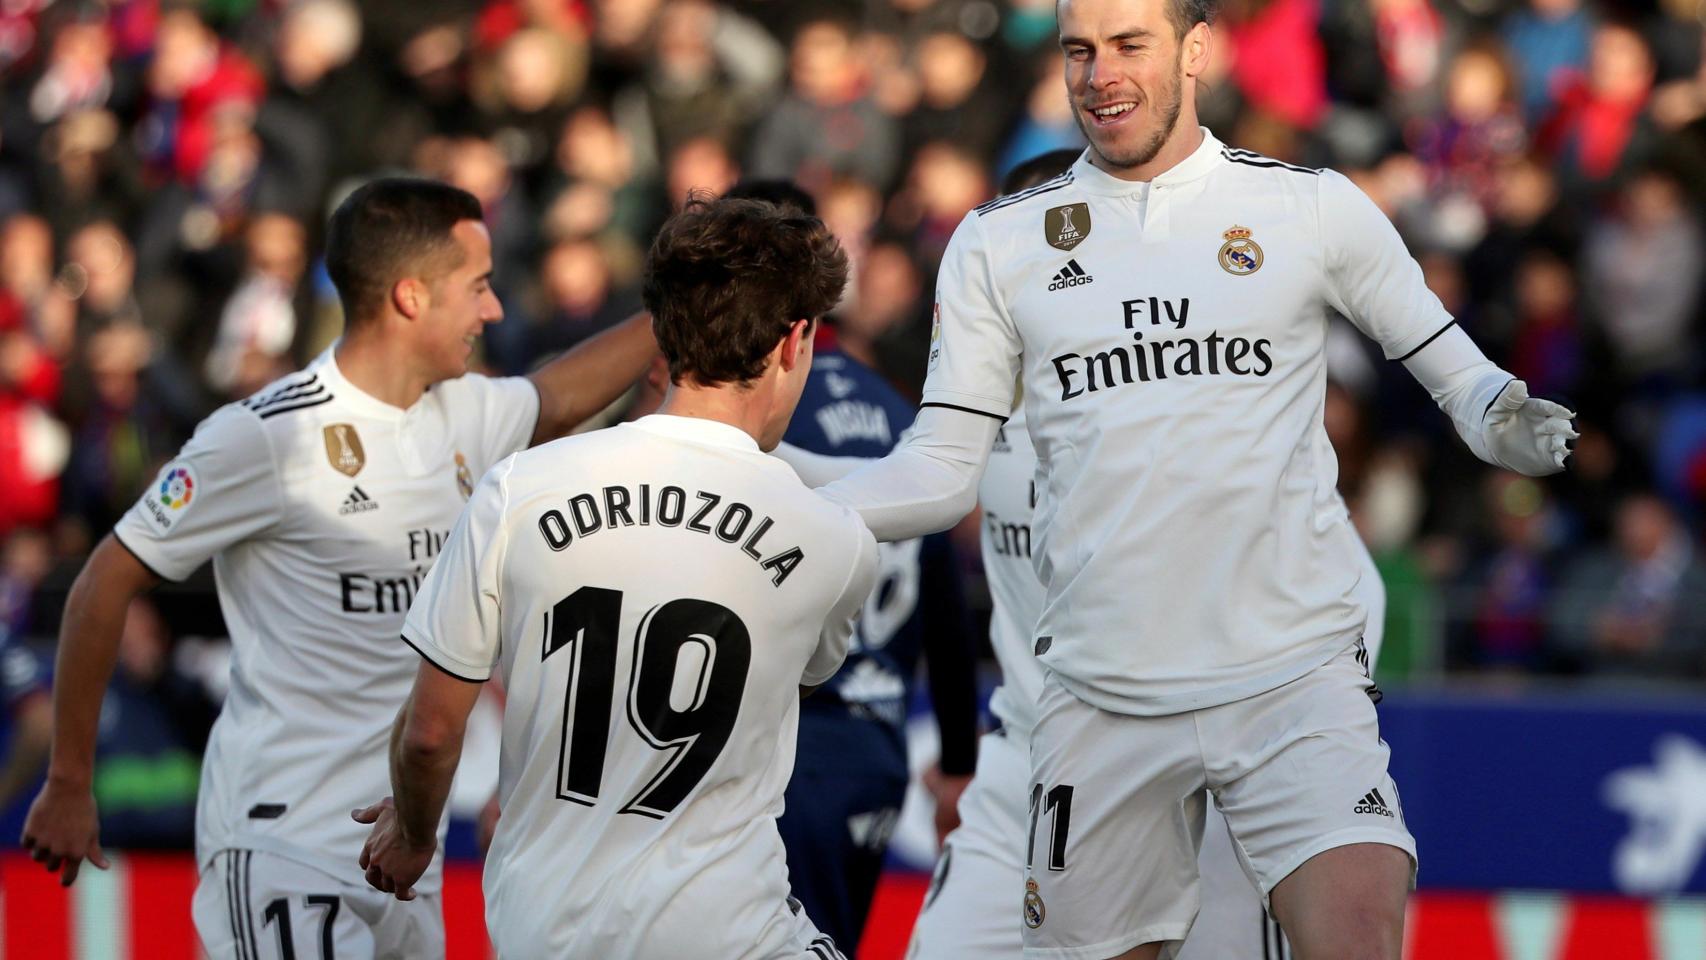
[415,220,502,382]
[1059,0,1206,175]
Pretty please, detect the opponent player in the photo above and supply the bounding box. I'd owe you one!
[783,0,1577,955]
[355,196,879,959]
[21,178,656,955]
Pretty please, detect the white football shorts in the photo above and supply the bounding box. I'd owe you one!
[1021,642,1416,959]
[192,848,443,960]
[906,733,1295,960]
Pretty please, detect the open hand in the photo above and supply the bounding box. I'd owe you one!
[1484,380,1576,476]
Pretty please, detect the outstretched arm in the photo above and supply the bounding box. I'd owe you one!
[528,311,658,444]
[810,405,1002,542]
[1319,170,1575,476]
[1401,324,1575,475]
[21,536,158,885]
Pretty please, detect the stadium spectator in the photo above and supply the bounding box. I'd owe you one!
[1549,493,1706,676]
[1536,22,1659,191]
[1581,167,1703,387]
[747,14,903,193]
[1452,473,1563,673]
[1503,0,1596,122]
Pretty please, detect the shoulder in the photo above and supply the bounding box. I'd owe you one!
[1217,145,1323,180]
[238,367,335,423]
[430,370,537,409]
[972,169,1078,222]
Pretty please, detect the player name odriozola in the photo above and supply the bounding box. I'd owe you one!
[537,483,807,586]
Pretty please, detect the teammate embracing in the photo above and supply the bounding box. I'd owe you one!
[356,196,880,960]
[21,178,655,956]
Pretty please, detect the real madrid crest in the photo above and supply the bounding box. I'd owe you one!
[454,452,475,500]
[1023,877,1046,929]
[1218,225,1263,276]
[1045,203,1091,251]
[323,423,366,477]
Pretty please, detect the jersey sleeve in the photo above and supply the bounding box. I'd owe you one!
[400,457,514,682]
[801,515,880,688]
[1318,169,1456,360]
[461,374,542,466]
[111,404,284,582]
[918,212,1022,419]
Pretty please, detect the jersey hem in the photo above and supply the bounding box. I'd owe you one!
[1050,632,1357,717]
[198,835,447,896]
[399,629,490,682]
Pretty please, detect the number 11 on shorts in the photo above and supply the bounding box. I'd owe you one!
[1027,783,1074,871]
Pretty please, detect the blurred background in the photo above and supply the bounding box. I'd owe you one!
[0,0,1701,956]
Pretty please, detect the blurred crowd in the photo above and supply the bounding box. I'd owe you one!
[0,0,1699,721]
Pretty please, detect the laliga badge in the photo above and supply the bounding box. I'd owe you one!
[1045,203,1091,251]
[927,302,943,371]
[1218,225,1263,276]
[1024,877,1046,928]
[454,452,475,500]
[323,423,366,477]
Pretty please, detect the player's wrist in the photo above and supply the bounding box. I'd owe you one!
[44,769,94,792]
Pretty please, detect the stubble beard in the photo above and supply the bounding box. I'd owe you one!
[1076,55,1185,172]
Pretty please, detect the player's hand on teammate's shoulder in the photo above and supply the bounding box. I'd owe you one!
[20,775,110,886]
[1483,379,1578,477]
[354,796,435,901]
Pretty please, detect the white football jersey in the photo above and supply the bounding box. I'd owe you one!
[926,129,1451,715]
[978,405,1045,738]
[113,348,539,887]
[402,415,879,959]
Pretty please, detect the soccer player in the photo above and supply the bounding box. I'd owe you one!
[355,196,880,960]
[782,0,1578,956]
[20,178,657,955]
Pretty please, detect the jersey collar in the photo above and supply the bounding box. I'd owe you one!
[627,414,762,453]
[313,344,409,421]
[1068,126,1225,196]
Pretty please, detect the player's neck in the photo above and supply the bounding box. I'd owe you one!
[333,331,433,411]
[1091,119,1205,183]
[657,381,770,447]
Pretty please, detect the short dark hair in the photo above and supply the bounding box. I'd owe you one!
[1165,0,1216,39]
[644,196,848,387]
[723,179,818,217]
[1060,0,1214,41]
[324,178,484,325]
[1002,149,1082,194]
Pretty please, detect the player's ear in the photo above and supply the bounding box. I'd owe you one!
[778,319,811,373]
[1182,21,1211,78]
[392,277,425,320]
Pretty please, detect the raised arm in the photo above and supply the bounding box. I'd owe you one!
[1320,170,1574,476]
[21,536,158,885]
[528,311,659,444]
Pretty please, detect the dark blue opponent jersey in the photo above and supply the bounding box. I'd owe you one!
[0,630,49,838]
[783,345,978,773]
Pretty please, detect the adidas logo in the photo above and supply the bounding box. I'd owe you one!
[339,485,379,515]
[1047,259,1094,291]
[1353,787,1395,818]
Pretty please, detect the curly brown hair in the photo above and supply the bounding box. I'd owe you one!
[644,195,848,387]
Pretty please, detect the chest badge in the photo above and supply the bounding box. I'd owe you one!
[323,424,366,477]
[454,451,475,500]
[1045,203,1091,251]
[1218,225,1263,276]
